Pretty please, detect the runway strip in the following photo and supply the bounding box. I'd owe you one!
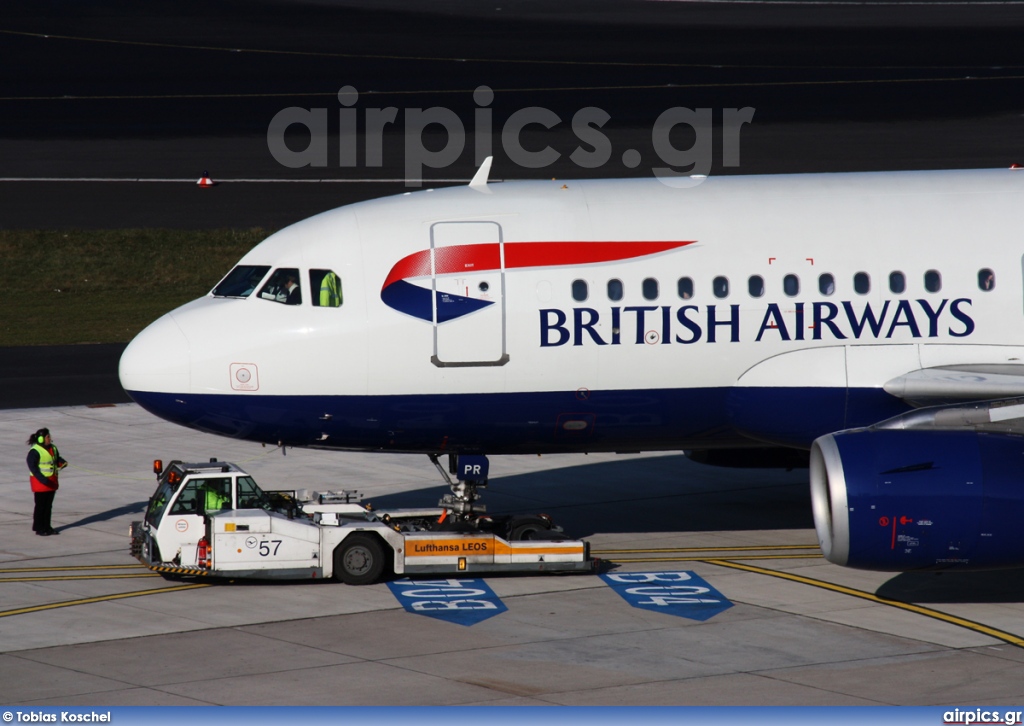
[597,544,1024,648]
[0,582,211,619]
[5,548,1023,651]
[706,559,1024,649]
[0,178,474,183]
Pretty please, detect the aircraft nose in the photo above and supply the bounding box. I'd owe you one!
[119,313,191,396]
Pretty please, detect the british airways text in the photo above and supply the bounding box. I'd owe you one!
[539,298,975,346]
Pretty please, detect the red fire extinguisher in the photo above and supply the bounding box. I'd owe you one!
[197,536,210,569]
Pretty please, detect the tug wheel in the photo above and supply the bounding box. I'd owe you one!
[509,517,565,541]
[334,534,387,585]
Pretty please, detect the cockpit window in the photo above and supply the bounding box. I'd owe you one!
[259,268,302,305]
[311,269,343,308]
[212,265,270,298]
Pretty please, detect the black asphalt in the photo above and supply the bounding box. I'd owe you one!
[0,344,130,408]
[4,0,1024,406]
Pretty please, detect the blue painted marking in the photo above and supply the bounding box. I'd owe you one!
[600,571,732,621]
[387,578,508,626]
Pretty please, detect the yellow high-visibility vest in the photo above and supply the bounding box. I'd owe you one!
[32,444,56,477]
[320,272,342,307]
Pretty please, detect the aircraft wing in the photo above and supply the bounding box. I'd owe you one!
[878,363,1024,433]
[883,364,1024,407]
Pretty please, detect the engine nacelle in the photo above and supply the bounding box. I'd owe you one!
[810,429,1024,571]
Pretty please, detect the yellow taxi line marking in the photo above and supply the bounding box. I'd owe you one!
[0,573,161,582]
[0,583,211,619]
[604,554,823,563]
[593,545,818,555]
[704,559,1024,649]
[0,564,147,574]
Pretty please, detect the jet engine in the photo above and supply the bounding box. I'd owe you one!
[810,429,1024,571]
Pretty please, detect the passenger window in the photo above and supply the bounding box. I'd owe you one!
[783,274,799,297]
[924,270,941,293]
[979,268,995,291]
[212,265,270,298]
[310,269,343,307]
[608,279,624,301]
[819,273,835,296]
[571,279,588,302]
[748,275,764,298]
[642,278,659,300]
[259,268,302,305]
[889,271,905,294]
[677,277,694,299]
[713,276,729,299]
[854,272,870,295]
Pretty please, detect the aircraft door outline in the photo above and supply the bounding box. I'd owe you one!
[430,221,510,367]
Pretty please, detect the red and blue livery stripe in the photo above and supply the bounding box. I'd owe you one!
[381,240,695,322]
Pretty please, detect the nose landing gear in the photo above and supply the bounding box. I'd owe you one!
[428,453,566,541]
[430,453,487,517]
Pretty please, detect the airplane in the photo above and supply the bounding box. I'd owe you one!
[119,163,1024,573]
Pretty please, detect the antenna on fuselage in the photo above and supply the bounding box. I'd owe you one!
[469,156,493,192]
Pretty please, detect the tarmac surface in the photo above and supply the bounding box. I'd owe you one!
[4,0,1024,708]
[3,404,1024,706]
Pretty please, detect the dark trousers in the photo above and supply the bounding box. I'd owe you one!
[33,490,55,532]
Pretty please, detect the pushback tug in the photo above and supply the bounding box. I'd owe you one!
[130,456,591,584]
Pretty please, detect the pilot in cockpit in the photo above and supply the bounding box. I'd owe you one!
[258,268,302,305]
[281,274,301,305]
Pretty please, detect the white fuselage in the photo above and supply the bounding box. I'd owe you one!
[119,169,1024,453]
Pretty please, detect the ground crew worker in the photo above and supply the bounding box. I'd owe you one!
[319,271,342,307]
[202,481,231,512]
[26,427,67,536]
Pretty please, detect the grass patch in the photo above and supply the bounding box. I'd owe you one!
[2,228,270,346]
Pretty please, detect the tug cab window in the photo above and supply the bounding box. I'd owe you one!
[259,268,302,305]
[236,476,272,510]
[311,269,343,307]
[212,265,270,298]
[145,478,176,526]
[170,477,232,514]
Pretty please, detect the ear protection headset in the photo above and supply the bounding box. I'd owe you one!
[35,429,49,445]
